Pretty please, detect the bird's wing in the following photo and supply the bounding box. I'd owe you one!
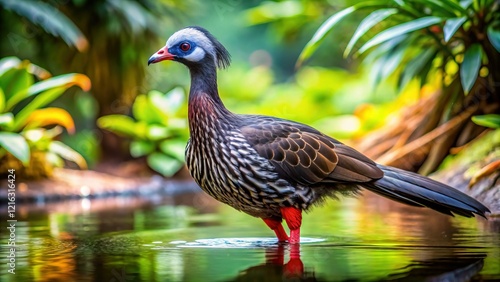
[239,117,383,186]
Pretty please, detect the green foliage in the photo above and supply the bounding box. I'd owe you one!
[472,114,500,128]
[0,0,88,51]
[98,88,188,177]
[299,0,500,93]
[0,57,88,175]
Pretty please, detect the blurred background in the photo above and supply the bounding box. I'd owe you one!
[0,0,499,280]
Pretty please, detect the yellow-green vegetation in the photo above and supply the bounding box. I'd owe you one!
[0,57,89,178]
[97,88,189,177]
[297,0,500,174]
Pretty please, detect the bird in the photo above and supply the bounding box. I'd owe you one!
[148,26,490,244]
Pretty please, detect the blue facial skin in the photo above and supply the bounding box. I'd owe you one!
[168,41,196,60]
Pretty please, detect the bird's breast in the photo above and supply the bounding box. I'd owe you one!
[185,115,300,217]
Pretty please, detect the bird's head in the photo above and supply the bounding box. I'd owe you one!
[148,26,231,69]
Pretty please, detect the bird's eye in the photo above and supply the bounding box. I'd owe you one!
[180,42,191,51]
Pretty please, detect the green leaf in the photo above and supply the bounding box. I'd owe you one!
[130,140,155,157]
[10,74,90,131]
[443,17,467,42]
[147,152,184,177]
[132,94,165,124]
[358,16,442,54]
[296,6,355,66]
[0,66,33,111]
[344,8,398,57]
[472,114,500,128]
[0,132,30,164]
[49,140,87,169]
[97,115,147,139]
[0,0,88,51]
[460,44,482,94]
[487,25,500,53]
[398,47,437,89]
[159,139,186,161]
[296,1,388,66]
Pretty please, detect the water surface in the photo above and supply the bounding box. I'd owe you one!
[1,188,499,281]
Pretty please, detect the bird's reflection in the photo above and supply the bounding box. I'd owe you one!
[233,244,316,281]
[232,245,485,282]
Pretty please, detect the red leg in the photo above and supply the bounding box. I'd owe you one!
[280,207,302,244]
[262,218,289,242]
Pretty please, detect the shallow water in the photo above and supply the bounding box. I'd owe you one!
[1,189,499,281]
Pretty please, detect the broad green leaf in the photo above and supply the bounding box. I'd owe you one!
[460,44,482,94]
[358,16,442,54]
[147,125,171,140]
[472,114,500,128]
[98,115,147,139]
[132,94,165,124]
[130,140,155,157]
[443,17,467,42]
[0,67,33,110]
[161,87,185,114]
[159,139,186,161]
[487,25,500,53]
[49,140,87,169]
[398,47,437,89]
[147,152,184,177]
[344,8,398,57]
[0,132,30,164]
[296,1,388,66]
[0,112,14,127]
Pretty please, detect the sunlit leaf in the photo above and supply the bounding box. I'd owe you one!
[460,44,482,94]
[132,94,166,125]
[10,74,91,131]
[0,87,4,112]
[28,73,91,97]
[130,140,155,157]
[147,125,171,140]
[49,140,87,169]
[147,152,184,177]
[0,132,30,165]
[0,0,88,51]
[0,112,14,127]
[160,139,186,161]
[443,17,467,42]
[344,8,398,57]
[358,17,442,54]
[24,107,75,133]
[487,25,500,53]
[472,114,500,128]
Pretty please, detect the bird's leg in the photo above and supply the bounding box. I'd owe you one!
[262,218,289,242]
[280,207,302,244]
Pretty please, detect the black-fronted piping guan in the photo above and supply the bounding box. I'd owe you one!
[148,26,490,244]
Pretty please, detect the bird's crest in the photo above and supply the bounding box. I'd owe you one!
[186,26,231,69]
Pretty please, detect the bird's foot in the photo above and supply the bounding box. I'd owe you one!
[281,207,302,244]
[262,218,289,242]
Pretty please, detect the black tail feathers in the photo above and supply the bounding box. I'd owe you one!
[364,165,490,218]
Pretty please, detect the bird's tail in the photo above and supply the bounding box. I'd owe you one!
[363,164,490,218]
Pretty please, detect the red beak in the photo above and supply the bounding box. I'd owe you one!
[148,46,175,65]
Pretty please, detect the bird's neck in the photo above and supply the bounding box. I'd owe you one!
[187,64,232,133]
